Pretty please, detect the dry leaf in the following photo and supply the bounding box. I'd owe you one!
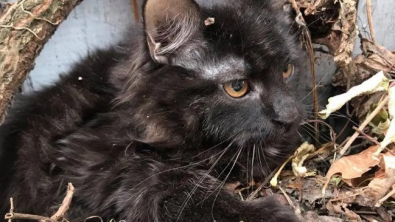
[334,38,395,88]
[327,154,395,207]
[376,87,395,155]
[333,0,358,67]
[353,153,395,207]
[369,105,389,135]
[292,142,315,177]
[371,119,390,135]
[351,92,386,121]
[360,38,395,75]
[319,71,389,119]
[324,145,380,187]
[357,177,395,207]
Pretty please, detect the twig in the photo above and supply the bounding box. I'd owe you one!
[354,211,377,215]
[5,198,53,221]
[339,95,389,158]
[5,212,53,221]
[8,198,13,222]
[352,126,380,145]
[50,183,75,221]
[375,184,395,207]
[131,0,139,23]
[269,154,295,187]
[278,185,303,221]
[246,167,278,200]
[278,185,296,209]
[5,183,75,222]
[366,0,376,43]
[289,0,319,144]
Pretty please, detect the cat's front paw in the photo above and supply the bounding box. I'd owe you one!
[244,195,300,222]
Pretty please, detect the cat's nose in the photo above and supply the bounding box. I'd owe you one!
[271,93,299,127]
[272,106,299,126]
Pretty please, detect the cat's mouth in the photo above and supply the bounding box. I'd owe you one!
[231,120,300,147]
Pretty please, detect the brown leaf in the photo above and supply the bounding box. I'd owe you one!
[350,152,395,207]
[342,172,372,188]
[355,177,395,207]
[333,0,358,67]
[325,145,380,186]
[334,38,395,88]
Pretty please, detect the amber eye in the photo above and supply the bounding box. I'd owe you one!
[223,80,249,98]
[283,64,294,79]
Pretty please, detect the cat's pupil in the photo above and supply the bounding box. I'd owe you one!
[231,80,244,92]
[283,66,289,72]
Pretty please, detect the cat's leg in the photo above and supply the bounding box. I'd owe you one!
[49,134,299,222]
[83,162,299,222]
[145,169,300,222]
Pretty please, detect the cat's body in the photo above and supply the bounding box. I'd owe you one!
[0,0,304,221]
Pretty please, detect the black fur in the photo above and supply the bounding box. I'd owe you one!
[0,0,304,221]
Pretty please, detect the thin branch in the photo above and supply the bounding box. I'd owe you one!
[352,126,380,145]
[5,183,75,222]
[366,0,376,43]
[375,184,395,207]
[50,183,75,221]
[339,95,389,157]
[246,167,278,201]
[7,198,13,222]
[5,212,52,222]
[289,0,320,144]
[131,0,139,23]
[278,186,296,209]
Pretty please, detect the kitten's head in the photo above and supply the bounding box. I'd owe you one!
[122,0,304,167]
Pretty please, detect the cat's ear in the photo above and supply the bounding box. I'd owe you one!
[270,0,291,11]
[143,0,201,64]
[270,0,294,23]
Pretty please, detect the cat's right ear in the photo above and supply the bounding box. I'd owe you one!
[269,0,295,24]
[143,0,201,64]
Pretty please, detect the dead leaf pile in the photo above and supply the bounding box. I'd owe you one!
[333,38,395,88]
[254,1,395,222]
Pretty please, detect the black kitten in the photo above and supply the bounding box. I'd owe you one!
[0,0,304,221]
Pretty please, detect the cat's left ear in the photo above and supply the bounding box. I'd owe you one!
[143,0,201,64]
